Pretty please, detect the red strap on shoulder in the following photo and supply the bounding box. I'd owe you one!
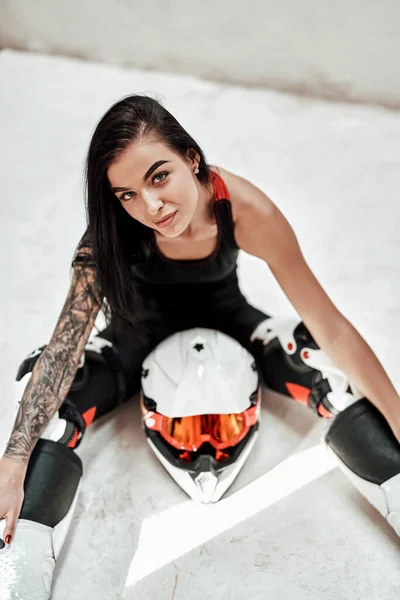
[209,169,230,201]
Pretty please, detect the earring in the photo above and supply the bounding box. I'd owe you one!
[194,168,199,174]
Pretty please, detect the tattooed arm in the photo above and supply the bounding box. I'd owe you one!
[3,230,103,465]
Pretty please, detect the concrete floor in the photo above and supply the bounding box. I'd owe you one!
[0,49,399,599]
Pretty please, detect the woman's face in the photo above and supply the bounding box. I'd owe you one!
[107,139,202,238]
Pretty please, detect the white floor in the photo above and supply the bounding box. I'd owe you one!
[1,49,400,599]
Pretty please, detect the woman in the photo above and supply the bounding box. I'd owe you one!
[1,95,399,595]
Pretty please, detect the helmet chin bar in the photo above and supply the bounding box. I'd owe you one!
[146,426,260,503]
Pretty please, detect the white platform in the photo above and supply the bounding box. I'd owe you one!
[0,49,399,599]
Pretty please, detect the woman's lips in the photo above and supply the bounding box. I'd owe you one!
[154,210,177,228]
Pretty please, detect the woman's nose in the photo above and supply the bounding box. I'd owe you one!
[143,191,164,214]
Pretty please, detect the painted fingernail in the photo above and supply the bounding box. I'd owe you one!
[5,535,12,544]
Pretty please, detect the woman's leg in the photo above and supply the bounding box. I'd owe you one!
[0,316,176,598]
[11,314,177,452]
[215,305,400,537]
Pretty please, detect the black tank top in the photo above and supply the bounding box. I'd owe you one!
[131,170,242,319]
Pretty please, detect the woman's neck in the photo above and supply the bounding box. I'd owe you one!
[183,179,215,238]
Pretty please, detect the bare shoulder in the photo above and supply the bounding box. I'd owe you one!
[210,165,276,216]
[210,165,278,254]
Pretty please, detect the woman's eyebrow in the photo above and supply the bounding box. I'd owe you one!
[111,160,171,193]
[143,160,171,182]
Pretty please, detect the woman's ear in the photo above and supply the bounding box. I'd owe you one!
[186,147,200,169]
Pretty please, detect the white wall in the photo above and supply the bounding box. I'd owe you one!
[1,0,399,107]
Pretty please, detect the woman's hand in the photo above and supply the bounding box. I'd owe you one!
[0,457,27,545]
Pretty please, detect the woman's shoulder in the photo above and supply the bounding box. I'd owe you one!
[209,165,276,222]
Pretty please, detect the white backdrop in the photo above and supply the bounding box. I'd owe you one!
[0,0,400,107]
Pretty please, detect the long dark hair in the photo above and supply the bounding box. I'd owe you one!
[77,94,211,338]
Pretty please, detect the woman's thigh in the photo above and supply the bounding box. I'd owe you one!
[98,315,180,398]
[203,301,271,356]
[61,315,175,428]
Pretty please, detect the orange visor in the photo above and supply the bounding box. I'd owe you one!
[140,389,260,453]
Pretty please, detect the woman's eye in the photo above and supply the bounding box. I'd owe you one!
[121,191,135,201]
[119,172,168,201]
[153,171,169,184]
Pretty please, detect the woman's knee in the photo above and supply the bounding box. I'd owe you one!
[14,335,132,451]
[251,316,363,418]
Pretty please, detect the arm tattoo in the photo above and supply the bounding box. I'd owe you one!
[4,230,103,463]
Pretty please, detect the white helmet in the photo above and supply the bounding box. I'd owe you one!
[140,328,261,503]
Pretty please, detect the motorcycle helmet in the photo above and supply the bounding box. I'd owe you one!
[140,328,261,503]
